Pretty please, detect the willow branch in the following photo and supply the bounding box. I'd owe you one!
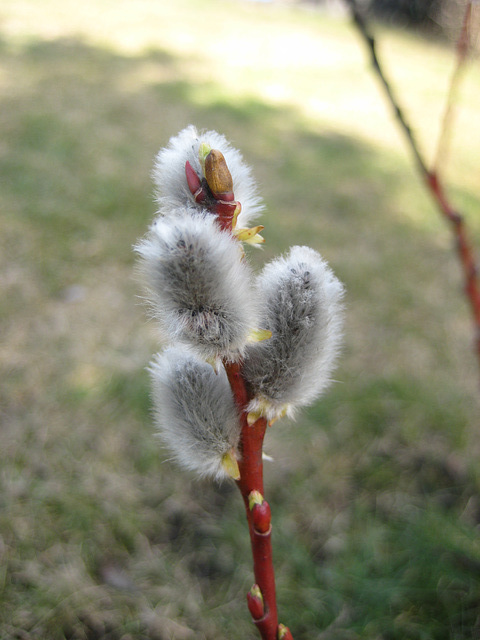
[225,362,284,640]
[346,0,480,367]
[194,149,292,639]
[345,0,429,175]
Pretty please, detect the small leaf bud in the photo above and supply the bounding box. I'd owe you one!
[248,490,264,511]
[277,624,293,640]
[251,499,271,534]
[247,584,264,620]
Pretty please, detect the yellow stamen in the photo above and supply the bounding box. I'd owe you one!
[247,328,272,343]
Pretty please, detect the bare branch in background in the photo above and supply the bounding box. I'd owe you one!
[346,0,480,370]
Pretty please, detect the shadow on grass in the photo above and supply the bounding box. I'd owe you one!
[1,33,479,640]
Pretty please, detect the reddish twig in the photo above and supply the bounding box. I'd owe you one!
[225,362,280,640]
[186,152,291,639]
[346,0,480,368]
[426,172,480,361]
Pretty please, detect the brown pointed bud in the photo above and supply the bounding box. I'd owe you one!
[204,149,234,201]
[247,584,264,620]
[277,624,293,640]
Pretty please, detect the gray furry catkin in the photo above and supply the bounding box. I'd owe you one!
[243,246,345,422]
[149,348,241,480]
[136,127,345,481]
[135,208,257,362]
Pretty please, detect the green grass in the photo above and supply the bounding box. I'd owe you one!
[1,0,480,638]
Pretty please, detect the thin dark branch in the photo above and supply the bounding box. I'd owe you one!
[345,0,429,177]
[345,0,480,368]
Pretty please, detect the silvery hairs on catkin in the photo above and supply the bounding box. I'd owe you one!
[243,245,345,422]
[135,208,258,362]
[149,348,241,481]
[152,125,263,229]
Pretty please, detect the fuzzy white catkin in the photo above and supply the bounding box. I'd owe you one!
[135,208,257,362]
[243,246,345,421]
[152,125,263,229]
[150,348,241,480]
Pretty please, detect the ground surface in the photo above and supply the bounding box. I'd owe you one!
[1,1,480,638]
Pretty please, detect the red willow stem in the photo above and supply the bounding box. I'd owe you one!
[426,172,480,362]
[185,154,292,638]
[225,362,280,640]
[346,0,480,369]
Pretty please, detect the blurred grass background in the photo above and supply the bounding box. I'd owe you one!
[1,0,480,638]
